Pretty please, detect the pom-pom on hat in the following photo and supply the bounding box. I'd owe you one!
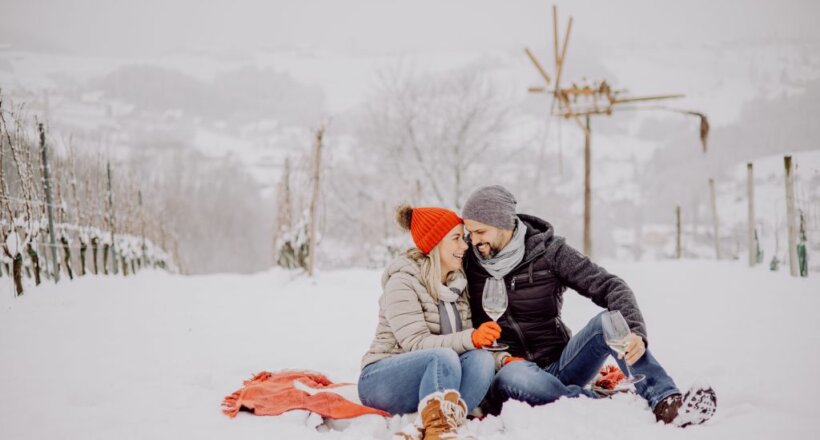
[396,204,463,254]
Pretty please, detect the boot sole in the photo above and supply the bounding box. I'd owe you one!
[676,387,717,427]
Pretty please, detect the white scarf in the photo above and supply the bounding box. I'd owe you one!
[475,218,527,279]
[437,277,467,303]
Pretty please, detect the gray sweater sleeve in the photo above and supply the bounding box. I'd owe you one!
[546,237,648,342]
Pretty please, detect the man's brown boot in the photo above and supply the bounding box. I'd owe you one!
[654,386,717,427]
[654,394,684,424]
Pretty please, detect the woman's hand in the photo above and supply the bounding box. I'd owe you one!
[471,322,501,348]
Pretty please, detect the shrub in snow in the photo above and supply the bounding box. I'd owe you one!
[275,221,310,270]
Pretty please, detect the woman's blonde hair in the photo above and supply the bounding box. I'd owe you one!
[404,243,465,303]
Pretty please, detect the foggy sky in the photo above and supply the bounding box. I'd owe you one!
[2,0,819,57]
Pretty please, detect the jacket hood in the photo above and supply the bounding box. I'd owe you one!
[518,213,554,239]
[519,213,564,263]
[381,254,422,288]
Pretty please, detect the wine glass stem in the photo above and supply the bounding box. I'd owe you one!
[623,360,634,380]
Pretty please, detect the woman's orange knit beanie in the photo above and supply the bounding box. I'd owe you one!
[396,205,463,254]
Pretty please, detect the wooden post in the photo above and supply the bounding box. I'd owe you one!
[784,156,798,277]
[675,206,682,259]
[12,253,23,295]
[102,243,110,275]
[307,126,325,277]
[39,123,60,282]
[61,236,73,279]
[798,210,809,277]
[583,115,591,257]
[747,163,756,267]
[139,190,147,269]
[552,5,559,75]
[273,157,292,265]
[107,162,118,275]
[709,178,721,260]
[91,236,99,274]
[79,240,87,276]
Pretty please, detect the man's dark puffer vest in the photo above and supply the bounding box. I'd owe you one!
[465,214,647,368]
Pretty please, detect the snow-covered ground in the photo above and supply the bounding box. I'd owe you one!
[1,261,818,439]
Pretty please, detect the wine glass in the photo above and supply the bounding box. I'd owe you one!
[481,278,509,351]
[601,310,645,388]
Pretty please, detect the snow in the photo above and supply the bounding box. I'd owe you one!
[1,260,818,439]
[4,231,21,256]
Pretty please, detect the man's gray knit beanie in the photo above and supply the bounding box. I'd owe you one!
[462,185,517,230]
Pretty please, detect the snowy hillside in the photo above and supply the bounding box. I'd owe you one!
[1,261,818,439]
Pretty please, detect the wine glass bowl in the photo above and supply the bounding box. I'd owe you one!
[481,278,509,351]
[601,310,645,388]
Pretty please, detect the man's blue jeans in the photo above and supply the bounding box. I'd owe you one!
[488,312,680,412]
[358,348,496,414]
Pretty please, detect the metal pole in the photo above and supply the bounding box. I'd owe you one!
[107,161,118,275]
[747,163,756,267]
[784,156,798,277]
[583,115,591,257]
[675,206,682,259]
[39,123,60,282]
[307,127,324,276]
[709,178,721,260]
[139,189,146,268]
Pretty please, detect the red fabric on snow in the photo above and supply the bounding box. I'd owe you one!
[221,370,389,420]
[594,365,626,390]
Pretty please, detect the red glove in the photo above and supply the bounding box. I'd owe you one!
[471,322,501,348]
[502,356,525,365]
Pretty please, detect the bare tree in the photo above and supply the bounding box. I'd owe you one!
[0,92,14,285]
[361,65,511,209]
[0,98,40,294]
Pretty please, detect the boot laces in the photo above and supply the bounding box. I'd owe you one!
[439,398,466,430]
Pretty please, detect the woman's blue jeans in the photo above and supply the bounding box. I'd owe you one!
[358,348,496,415]
[487,312,681,412]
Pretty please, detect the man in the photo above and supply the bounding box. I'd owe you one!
[461,185,716,427]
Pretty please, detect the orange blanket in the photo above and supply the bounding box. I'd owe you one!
[221,370,389,419]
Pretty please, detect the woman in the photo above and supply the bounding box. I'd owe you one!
[358,205,502,440]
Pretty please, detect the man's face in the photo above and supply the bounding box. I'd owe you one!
[464,219,509,260]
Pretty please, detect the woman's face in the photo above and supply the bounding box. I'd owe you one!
[438,223,469,276]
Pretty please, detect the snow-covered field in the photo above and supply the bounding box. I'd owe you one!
[1,261,818,439]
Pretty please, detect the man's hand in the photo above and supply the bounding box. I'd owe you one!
[618,333,646,366]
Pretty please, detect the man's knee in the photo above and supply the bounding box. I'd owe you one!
[588,311,607,335]
[494,361,540,392]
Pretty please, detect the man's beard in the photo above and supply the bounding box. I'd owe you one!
[477,241,501,260]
